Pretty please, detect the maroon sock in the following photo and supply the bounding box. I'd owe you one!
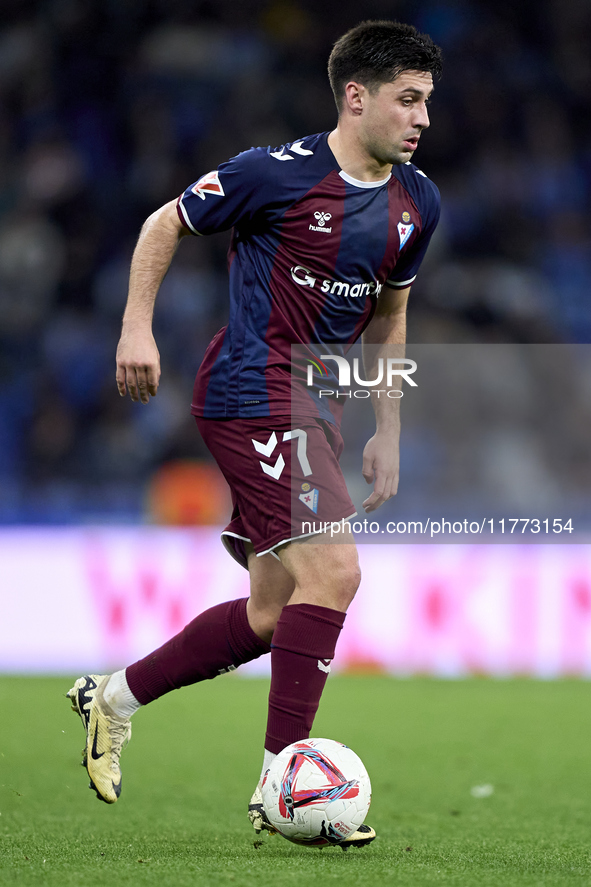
[264,603,346,755]
[126,598,270,704]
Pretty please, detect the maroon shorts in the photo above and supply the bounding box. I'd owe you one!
[195,415,356,568]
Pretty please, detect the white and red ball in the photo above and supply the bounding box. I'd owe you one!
[261,738,371,846]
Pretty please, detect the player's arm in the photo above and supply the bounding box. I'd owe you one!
[359,285,410,512]
[116,199,189,404]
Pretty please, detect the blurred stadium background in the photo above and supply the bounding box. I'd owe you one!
[1,0,591,676]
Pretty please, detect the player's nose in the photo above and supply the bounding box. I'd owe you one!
[413,101,430,130]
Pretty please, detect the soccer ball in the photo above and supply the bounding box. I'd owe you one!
[261,738,371,846]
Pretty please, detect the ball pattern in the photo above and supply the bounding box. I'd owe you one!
[261,738,371,846]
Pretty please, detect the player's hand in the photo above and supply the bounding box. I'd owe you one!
[361,431,400,513]
[115,328,161,404]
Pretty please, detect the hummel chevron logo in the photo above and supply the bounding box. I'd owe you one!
[252,433,285,479]
[252,432,278,457]
[260,454,285,480]
[252,428,312,481]
[290,141,314,156]
[270,148,294,161]
[317,659,332,674]
[271,142,314,161]
[91,723,105,761]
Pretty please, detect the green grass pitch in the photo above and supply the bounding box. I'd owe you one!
[1,675,591,886]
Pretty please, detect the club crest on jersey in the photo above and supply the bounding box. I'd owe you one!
[397,217,414,248]
[191,170,225,200]
[299,488,319,513]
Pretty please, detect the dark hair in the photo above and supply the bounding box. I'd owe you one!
[328,20,443,111]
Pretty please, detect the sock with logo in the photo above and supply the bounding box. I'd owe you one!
[264,603,346,755]
[126,598,271,705]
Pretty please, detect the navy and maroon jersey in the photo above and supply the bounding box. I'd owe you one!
[177,131,440,425]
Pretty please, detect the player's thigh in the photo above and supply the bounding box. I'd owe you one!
[278,530,361,613]
[246,543,295,642]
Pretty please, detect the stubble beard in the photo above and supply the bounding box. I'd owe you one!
[387,147,414,166]
[376,145,413,168]
[365,130,413,169]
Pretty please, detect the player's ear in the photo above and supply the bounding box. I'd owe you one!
[343,81,364,115]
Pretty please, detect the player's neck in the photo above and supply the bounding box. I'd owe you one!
[327,128,392,183]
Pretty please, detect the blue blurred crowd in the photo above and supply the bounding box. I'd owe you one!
[0,0,590,523]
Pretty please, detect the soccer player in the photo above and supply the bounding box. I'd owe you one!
[67,20,442,848]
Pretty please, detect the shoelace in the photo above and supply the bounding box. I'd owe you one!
[105,715,132,770]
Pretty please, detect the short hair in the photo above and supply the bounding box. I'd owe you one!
[328,20,443,112]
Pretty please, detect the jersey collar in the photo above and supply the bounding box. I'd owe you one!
[338,169,392,189]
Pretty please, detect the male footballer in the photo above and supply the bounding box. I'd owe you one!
[67,20,442,848]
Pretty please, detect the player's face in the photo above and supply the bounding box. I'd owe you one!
[360,70,433,167]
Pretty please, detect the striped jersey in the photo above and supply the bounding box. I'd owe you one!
[177,131,440,425]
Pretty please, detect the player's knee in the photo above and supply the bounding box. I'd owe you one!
[315,550,361,610]
[334,559,362,608]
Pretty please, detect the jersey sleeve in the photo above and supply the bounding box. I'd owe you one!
[386,176,441,289]
[177,148,272,236]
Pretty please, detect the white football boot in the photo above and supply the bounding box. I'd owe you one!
[335,823,376,850]
[248,784,277,834]
[67,674,131,804]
